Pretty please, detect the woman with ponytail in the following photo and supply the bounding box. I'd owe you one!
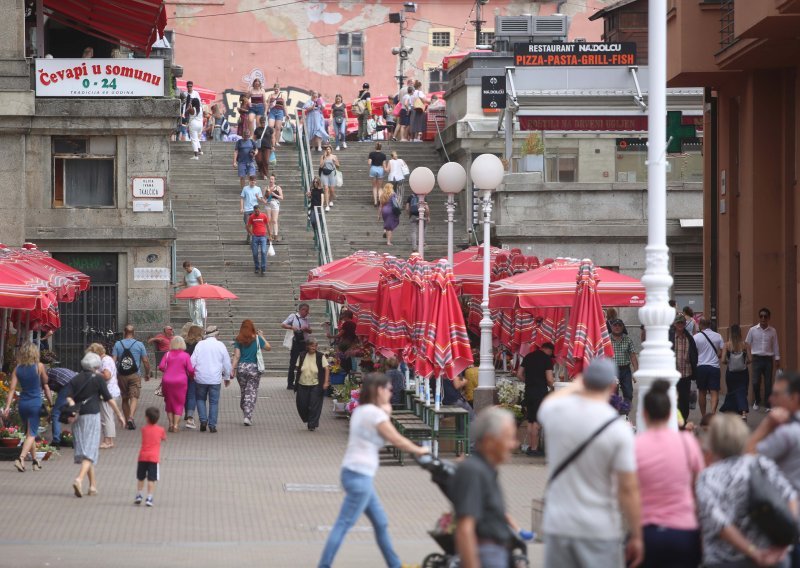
[635,379,705,567]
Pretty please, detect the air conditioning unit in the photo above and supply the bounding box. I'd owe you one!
[493,14,570,53]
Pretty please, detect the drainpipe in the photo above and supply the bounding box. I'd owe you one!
[706,88,718,328]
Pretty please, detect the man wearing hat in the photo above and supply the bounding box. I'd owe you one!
[189,325,232,433]
[609,319,638,406]
[538,358,643,568]
[246,203,270,275]
[356,83,371,142]
[669,313,698,421]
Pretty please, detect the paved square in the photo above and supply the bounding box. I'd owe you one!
[1,378,547,567]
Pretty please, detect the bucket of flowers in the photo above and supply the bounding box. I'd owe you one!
[60,431,74,447]
[34,439,58,461]
[0,426,23,448]
[497,378,526,425]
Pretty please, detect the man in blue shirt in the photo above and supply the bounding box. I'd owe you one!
[47,367,77,445]
[240,176,266,244]
[112,325,151,430]
[234,133,258,189]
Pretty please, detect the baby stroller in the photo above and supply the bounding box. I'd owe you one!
[416,454,530,568]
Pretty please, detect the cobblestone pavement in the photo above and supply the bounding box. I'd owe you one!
[1,378,548,568]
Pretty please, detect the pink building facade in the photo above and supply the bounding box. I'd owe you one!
[168,0,609,106]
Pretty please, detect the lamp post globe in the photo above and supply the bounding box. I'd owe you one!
[437,162,467,266]
[409,166,435,258]
[470,153,505,191]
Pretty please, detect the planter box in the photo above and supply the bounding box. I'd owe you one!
[0,438,21,448]
[522,154,544,172]
[331,400,348,415]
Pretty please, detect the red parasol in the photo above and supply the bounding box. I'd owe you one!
[416,260,473,380]
[452,245,505,295]
[490,258,645,310]
[175,284,237,300]
[561,261,614,377]
[19,244,90,292]
[307,250,383,281]
[300,253,385,305]
[367,257,409,356]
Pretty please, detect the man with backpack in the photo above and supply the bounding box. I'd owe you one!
[405,192,428,253]
[112,325,151,430]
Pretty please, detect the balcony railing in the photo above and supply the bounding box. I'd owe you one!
[720,0,736,50]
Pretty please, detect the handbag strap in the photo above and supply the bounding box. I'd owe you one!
[546,416,618,489]
[699,331,720,360]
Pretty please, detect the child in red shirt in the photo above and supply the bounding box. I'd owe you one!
[135,407,167,507]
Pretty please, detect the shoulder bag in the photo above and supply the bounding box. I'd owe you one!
[748,457,800,546]
[531,416,619,541]
[400,160,410,176]
[728,348,747,372]
[699,331,720,362]
[253,124,268,149]
[58,374,96,425]
[255,336,266,373]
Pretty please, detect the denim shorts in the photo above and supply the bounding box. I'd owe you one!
[250,103,265,116]
[269,108,285,121]
[369,165,385,179]
[696,365,721,391]
[238,161,256,177]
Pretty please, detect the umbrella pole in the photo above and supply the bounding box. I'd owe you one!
[404,366,410,391]
[0,309,7,369]
[25,312,32,343]
[424,377,430,407]
[433,375,442,457]
[15,312,22,347]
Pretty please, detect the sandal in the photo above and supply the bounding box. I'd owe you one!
[73,479,83,498]
[88,487,98,496]
[13,458,25,472]
[32,458,42,471]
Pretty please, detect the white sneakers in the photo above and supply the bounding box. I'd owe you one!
[343,142,347,149]
[335,146,340,151]
[190,156,199,160]
[325,205,330,212]
[752,403,759,411]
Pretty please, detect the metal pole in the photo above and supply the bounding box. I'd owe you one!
[474,0,483,46]
[36,0,44,57]
[446,194,455,266]
[635,0,680,431]
[478,190,494,390]
[398,16,406,93]
[0,309,7,369]
[418,197,426,259]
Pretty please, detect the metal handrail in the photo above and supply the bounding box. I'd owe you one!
[170,198,178,305]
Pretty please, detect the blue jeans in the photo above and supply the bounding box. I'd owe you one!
[478,543,509,568]
[251,236,267,271]
[642,525,701,567]
[334,119,346,144]
[618,365,633,401]
[751,355,774,407]
[50,387,70,443]
[195,383,221,427]
[318,469,401,568]
[184,379,197,418]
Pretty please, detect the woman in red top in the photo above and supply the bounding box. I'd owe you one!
[158,336,195,432]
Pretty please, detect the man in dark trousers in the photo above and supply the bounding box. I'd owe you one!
[669,314,698,422]
[281,303,312,390]
[517,342,555,457]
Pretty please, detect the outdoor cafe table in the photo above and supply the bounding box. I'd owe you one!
[427,406,471,457]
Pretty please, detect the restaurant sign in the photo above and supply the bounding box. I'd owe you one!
[35,58,164,97]
[514,42,637,67]
[519,115,648,132]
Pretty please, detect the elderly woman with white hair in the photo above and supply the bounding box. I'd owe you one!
[66,351,125,498]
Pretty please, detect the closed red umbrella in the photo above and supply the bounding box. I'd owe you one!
[175,284,237,300]
[561,261,614,377]
[490,259,646,310]
[367,257,408,356]
[417,260,473,381]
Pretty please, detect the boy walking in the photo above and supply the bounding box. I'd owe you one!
[135,407,166,507]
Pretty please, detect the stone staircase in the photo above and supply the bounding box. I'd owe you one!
[320,140,468,261]
[167,138,467,373]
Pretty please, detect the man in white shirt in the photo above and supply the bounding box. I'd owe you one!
[745,307,781,411]
[190,325,232,433]
[694,318,724,417]
[537,358,642,568]
[281,304,312,390]
[175,260,205,326]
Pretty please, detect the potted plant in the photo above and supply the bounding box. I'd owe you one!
[34,440,58,461]
[60,431,74,448]
[520,132,544,172]
[0,426,22,447]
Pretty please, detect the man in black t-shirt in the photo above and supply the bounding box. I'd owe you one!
[367,142,387,206]
[517,342,555,456]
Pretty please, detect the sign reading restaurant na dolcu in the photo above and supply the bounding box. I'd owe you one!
[35,58,164,97]
[514,42,636,67]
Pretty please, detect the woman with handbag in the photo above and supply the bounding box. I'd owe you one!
[267,83,286,148]
[331,94,348,151]
[319,146,340,212]
[303,91,329,152]
[2,342,52,472]
[409,80,429,142]
[232,320,271,426]
[635,379,705,567]
[696,413,798,567]
[67,352,125,497]
[294,338,329,431]
[265,175,284,242]
[720,324,750,420]
[378,183,400,246]
[85,343,121,450]
[158,335,195,433]
[254,116,274,180]
[386,151,409,194]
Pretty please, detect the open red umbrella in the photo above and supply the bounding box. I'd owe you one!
[561,261,614,377]
[175,284,237,300]
[300,253,385,305]
[307,250,383,281]
[490,259,646,310]
[19,244,90,292]
[452,246,504,295]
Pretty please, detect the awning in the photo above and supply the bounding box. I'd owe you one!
[43,0,167,56]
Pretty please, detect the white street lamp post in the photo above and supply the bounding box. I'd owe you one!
[408,167,435,260]
[469,154,506,411]
[437,162,467,267]
[634,0,680,430]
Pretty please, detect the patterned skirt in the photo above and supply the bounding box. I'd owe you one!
[73,413,101,465]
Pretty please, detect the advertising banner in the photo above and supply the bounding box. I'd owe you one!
[35,58,164,97]
[514,43,637,67]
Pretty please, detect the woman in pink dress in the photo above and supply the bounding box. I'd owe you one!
[158,336,195,432]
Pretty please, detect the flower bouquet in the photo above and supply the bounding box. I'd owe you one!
[0,426,23,447]
[60,431,74,447]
